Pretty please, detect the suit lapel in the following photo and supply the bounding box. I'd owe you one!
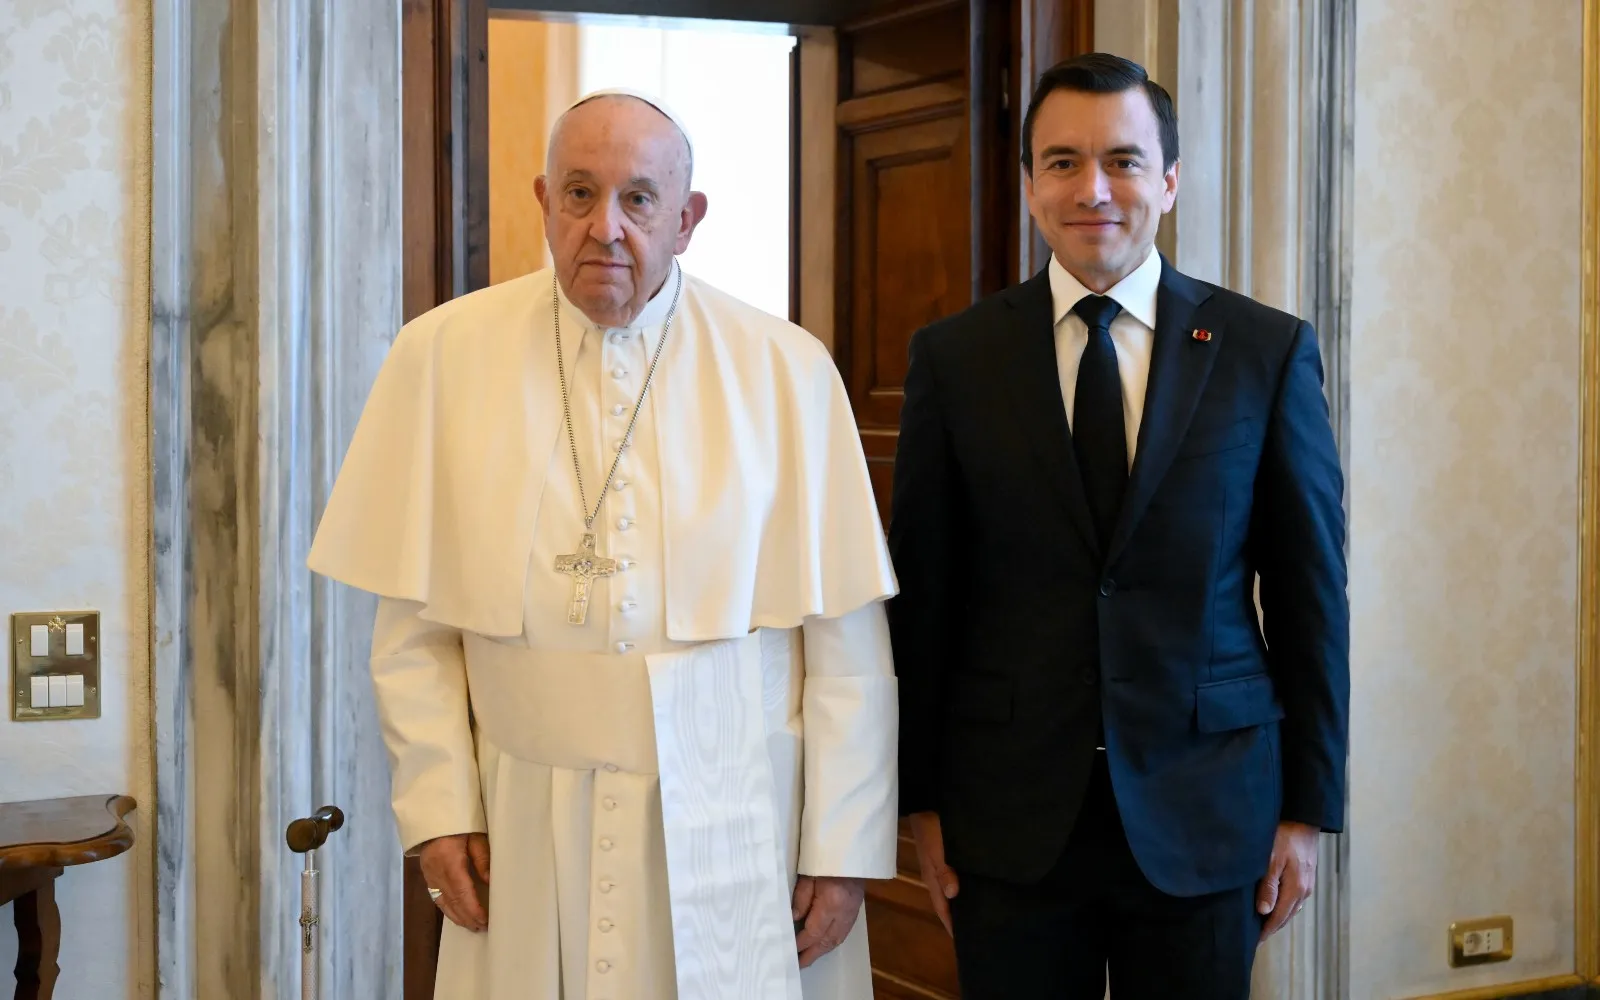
[1001,269,1101,560]
[1105,260,1217,564]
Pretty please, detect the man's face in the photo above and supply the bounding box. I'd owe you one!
[1023,87,1178,291]
[536,97,707,327]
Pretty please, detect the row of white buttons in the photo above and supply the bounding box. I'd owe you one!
[595,858,615,974]
[594,761,629,982]
[595,773,622,975]
[606,334,641,657]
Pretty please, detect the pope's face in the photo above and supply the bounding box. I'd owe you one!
[536,97,707,328]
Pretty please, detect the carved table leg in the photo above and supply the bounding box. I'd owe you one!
[12,870,62,1000]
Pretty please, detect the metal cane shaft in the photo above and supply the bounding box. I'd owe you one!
[301,857,320,1000]
[286,806,341,1000]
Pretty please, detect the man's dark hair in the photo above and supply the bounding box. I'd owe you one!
[1021,52,1178,175]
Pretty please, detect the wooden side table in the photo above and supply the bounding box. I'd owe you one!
[0,795,136,1000]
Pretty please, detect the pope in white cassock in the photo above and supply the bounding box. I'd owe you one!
[306,88,900,1000]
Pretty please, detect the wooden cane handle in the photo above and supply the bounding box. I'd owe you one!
[285,805,346,854]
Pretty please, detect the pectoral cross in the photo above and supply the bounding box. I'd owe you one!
[553,533,617,625]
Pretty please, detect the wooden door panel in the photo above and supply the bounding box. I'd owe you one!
[862,428,899,527]
[834,2,991,538]
[848,113,969,427]
[867,887,962,999]
[846,1,969,97]
[838,35,972,530]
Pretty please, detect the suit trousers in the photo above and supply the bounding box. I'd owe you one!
[949,753,1265,999]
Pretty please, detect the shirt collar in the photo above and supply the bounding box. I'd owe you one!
[554,258,683,368]
[1048,247,1161,330]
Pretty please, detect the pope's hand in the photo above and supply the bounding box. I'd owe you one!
[419,832,491,933]
[792,875,864,968]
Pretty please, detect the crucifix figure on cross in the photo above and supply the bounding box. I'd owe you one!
[553,533,618,626]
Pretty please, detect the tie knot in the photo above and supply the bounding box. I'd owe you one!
[1071,294,1122,333]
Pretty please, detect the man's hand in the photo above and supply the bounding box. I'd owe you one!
[792,876,865,968]
[908,811,959,936]
[419,832,491,933]
[1257,821,1318,941]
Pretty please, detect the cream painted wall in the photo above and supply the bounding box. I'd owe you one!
[1349,1,1584,997]
[0,1,155,997]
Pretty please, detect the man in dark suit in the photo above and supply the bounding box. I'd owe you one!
[887,53,1349,998]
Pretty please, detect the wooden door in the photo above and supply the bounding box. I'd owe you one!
[399,3,1091,999]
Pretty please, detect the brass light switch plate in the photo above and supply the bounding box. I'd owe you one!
[1448,915,1513,967]
[11,611,101,721]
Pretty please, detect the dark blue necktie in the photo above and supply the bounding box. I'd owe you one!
[1071,294,1127,548]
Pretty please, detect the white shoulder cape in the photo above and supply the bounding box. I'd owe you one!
[307,267,897,639]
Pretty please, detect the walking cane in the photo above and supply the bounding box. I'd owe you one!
[286,805,346,1000]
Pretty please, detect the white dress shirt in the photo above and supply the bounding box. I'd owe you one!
[1049,247,1163,466]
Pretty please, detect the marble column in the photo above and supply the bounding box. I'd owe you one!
[1098,2,1355,997]
[1173,0,1353,461]
[1174,2,1355,998]
[151,1,404,998]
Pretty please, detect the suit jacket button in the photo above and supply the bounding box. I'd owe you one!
[1082,670,1098,685]
[1099,579,1116,597]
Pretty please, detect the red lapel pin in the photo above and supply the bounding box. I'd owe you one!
[1192,328,1212,342]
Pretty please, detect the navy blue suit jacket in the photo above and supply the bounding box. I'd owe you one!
[887,258,1349,897]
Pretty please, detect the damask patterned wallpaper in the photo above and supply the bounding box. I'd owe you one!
[1348,1,1583,997]
[0,0,154,996]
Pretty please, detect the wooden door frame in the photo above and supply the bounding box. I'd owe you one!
[399,10,491,996]
[405,0,490,317]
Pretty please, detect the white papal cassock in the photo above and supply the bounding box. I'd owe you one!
[307,262,900,1000]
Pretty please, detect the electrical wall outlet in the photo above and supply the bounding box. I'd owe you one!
[1448,915,1513,967]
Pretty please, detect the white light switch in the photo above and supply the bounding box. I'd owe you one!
[47,675,68,708]
[30,676,49,709]
[65,674,84,707]
[30,625,49,657]
[65,623,84,656]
